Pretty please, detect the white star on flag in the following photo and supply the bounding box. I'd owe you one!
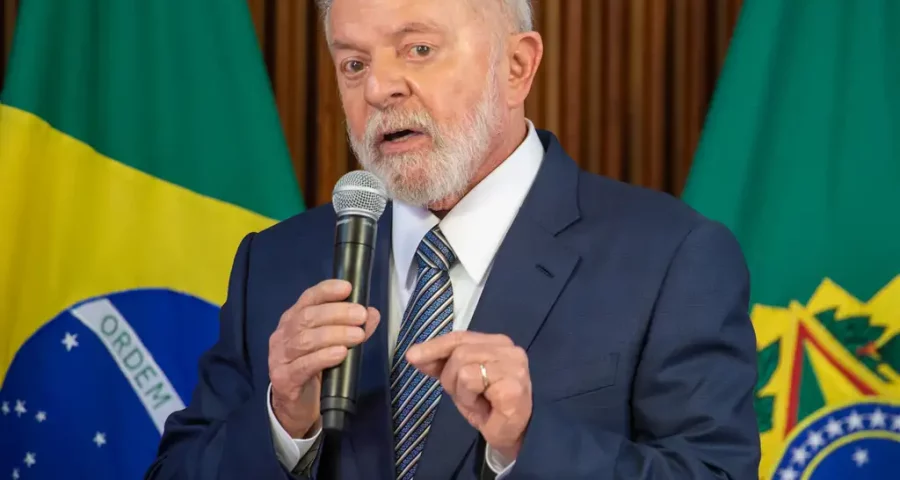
[1,401,9,415]
[791,446,809,465]
[870,409,887,428]
[891,414,900,431]
[35,411,47,423]
[23,453,35,468]
[852,448,869,467]
[61,332,79,352]
[94,432,107,447]
[12,468,20,480]
[806,430,825,450]
[825,417,843,438]
[847,411,864,431]
[778,467,798,480]
[14,400,26,417]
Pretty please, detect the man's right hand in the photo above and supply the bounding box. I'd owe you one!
[268,279,381,438]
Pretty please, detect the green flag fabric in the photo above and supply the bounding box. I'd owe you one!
[682,1,900,478]
[0,0,303,477]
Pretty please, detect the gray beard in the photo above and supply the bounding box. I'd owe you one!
[348,76,501,207]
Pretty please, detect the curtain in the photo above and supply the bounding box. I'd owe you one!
[1,0,744,208]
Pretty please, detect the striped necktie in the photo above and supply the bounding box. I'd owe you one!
[390,226,457,480]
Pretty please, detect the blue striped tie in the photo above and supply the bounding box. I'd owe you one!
[391,226,457,479]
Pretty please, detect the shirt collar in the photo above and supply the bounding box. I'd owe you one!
[392,119,545,286]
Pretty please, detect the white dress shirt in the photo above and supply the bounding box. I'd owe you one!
[267,119,545,478]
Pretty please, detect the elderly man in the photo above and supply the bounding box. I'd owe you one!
[147,0,760,479]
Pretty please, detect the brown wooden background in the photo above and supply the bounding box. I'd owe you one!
[2,0,744,209]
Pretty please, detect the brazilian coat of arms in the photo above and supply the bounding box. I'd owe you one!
[752,276,900,479]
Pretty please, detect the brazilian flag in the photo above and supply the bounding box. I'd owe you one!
[0,0,303,478]
[682,0,900,478]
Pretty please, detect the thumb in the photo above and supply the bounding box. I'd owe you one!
[363,307,381,340]
[462,396,491,429]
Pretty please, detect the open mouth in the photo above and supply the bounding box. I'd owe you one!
[381,129,424,143]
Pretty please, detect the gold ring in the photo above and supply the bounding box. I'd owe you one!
[479,363,490,389]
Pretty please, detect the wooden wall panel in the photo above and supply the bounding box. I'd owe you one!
[1,0,745,207]
[1,0,16,84]
[272,0,311,197]
[583,0,603,175]
[603,0,626,181]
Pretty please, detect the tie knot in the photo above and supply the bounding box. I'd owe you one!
[415,226,456,271]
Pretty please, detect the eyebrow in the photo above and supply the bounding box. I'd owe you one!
[330,39,363,52]
[329,21,446,51]
[392,21,445,36]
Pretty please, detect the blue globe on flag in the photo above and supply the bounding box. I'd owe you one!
[771,402,900,480]
[0,289,220,479]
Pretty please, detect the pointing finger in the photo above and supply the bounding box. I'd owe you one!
[406,331,511,365]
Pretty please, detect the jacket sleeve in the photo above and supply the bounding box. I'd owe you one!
[507,220,761,480]
[144,233,314,480]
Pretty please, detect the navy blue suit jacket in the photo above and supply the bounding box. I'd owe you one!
[146,130,761,479]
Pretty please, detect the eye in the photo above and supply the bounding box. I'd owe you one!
[340,59,367,76]
[410,45,433,58]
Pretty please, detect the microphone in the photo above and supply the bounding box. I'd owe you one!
[320,170,389,433]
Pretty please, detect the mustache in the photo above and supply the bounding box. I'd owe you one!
[363,109,436,144]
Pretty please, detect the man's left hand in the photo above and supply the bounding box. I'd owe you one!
[406,331,532,461]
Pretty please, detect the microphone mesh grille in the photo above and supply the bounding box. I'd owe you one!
[332,170,389,220]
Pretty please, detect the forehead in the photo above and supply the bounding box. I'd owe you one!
[329,0,476,37]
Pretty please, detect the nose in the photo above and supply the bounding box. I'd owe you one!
[364,57,410,109]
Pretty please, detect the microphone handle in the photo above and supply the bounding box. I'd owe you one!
[321,214,377,433]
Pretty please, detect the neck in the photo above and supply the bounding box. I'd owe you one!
[428,117,529,216]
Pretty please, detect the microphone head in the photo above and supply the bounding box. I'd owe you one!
[332,170,389,221]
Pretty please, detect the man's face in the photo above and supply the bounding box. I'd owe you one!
[328,0,507,207]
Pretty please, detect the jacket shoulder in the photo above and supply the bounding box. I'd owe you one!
[256,203,337,243]
[578,172,708,232]
[572,171,742,261]
[239,203,338,271]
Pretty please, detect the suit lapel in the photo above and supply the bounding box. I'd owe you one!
[415,131,583,479]
[345,205,396,480]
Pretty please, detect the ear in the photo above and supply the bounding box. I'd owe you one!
[506,31,543,108]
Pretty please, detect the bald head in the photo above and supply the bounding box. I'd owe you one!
[316,0,533,39]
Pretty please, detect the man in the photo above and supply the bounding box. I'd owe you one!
[146,0,761,478]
